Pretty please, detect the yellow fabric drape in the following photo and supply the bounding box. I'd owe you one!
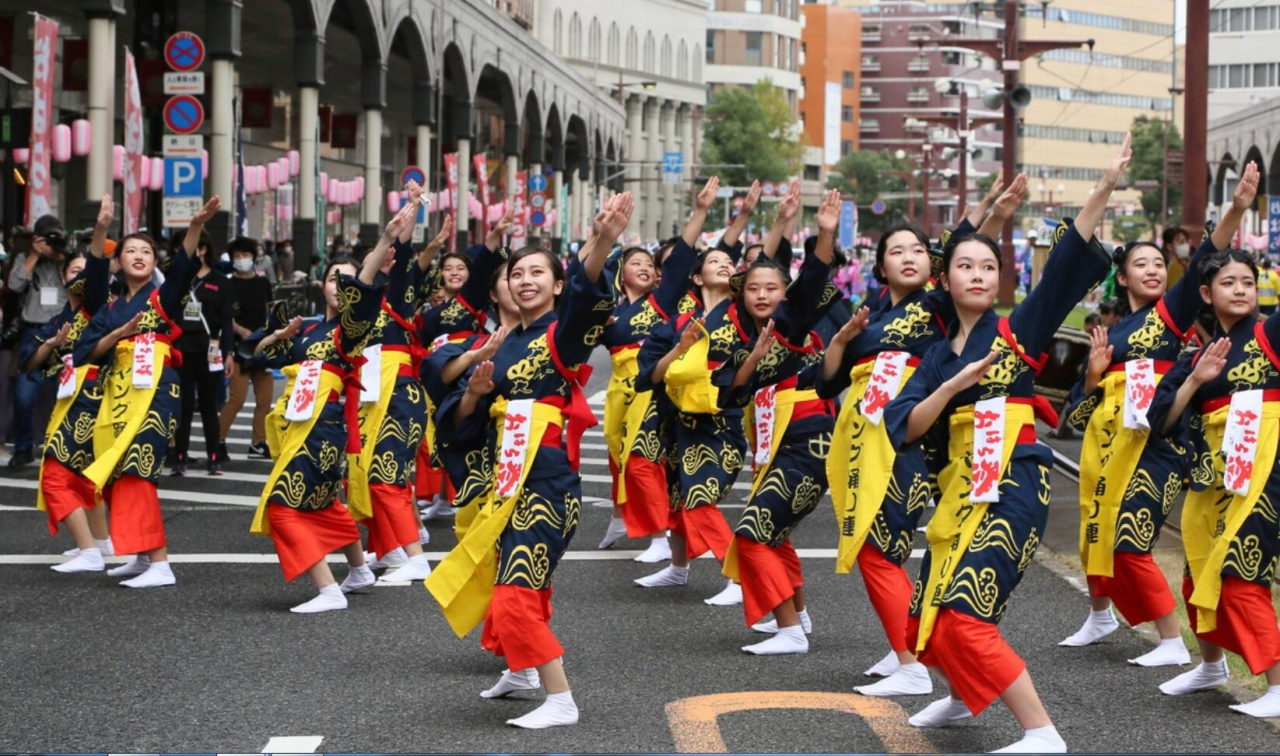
[830,360,918,574]
[426,399,563,638]
[1183,402,1280,633]
[916,401,1035,653]
[347,349,413,520]
[1078,371,1160,577]
[250,365,348,536]
[665,321,721,415]
[84,340,172,492]
[37,365,97,512]
[603,347,653,505]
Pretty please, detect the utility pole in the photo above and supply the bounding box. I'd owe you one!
[936,0,1091,305]
[1183,0,1209,237]
[922,87,1001,213]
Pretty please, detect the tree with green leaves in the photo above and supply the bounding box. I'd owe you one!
[1128,115,1183,235]
[826,148,912,233]
[701,79,802,190]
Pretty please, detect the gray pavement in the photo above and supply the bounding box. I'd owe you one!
[0,350,1275,753]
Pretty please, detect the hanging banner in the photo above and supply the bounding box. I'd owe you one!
[443,152,459,252]
[474,154,489,241]
[24,15,58,226]
[123,48,145,235]
[559,181,569,244]
[510,170,527,248]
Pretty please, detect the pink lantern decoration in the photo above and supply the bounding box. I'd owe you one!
[343,182,354,206]
[385,190,400,213]
[319,171,329,194]
[276,157,288,183]
[52,124,72,163]
[112,145,124,181]
[149,157,164,191]
[256,165,268,194]
[287,150,299,177]
[13,147,29,165]
[201,149,209,179]
[468,192,482,218]
[72,119,91,157]
[267,162,280,190]
[327,178,339,204]
[353,176,364,197]
[139,156,151,190]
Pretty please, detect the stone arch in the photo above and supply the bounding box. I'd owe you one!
[385,8,431,80]
[318,0,385,64]
[1243,144,1268,196]
[440,41,472,148]
[1213,151,1236,206]
[523,89,545,165]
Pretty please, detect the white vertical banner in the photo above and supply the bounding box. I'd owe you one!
[823,81,842,167]
[25,15,58,226]
[123,48,145,234]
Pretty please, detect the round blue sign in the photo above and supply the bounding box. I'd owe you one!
[529,174,548,193]
[400,166,425,189]
[530,211,546,226]
[871,199,887,216]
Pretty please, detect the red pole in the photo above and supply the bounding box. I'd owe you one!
[1183,0,1209,237]
[958,89,969,211]
[998,0,1019,306]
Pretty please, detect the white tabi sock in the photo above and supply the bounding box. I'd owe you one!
[742,624,809,655]
[107,554,150,578]
[51,548,104,573]
[598,517,628,549]
[339,564,376,594]
[1159,659,1230,695]
[506,690,579,729]
[989,725,1067,753]
[95,538,115,556]
[62,546,81,556]
[290,583,347,613]
[1230,685,1280,718]
[1058,607,1119,646]
[480,668,542,699]
[366,547,408,571]
[855,662,933,696]
[1128,636,1191,667]
[704,579,743,606]
[865,649,901,677]
[633,536,672,563]
[752,608,813,635]
[120,559,176,589]
[418,526,430,546]
[634,564,689,588]
[381,553,433,582]
[908,695,973,727]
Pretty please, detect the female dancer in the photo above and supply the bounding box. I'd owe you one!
[349,186,450,583]
[883,137,1131,753]
[28,195,113,572]
[247,200,415,612]
[717,188,845,655]
[633,183,787,604]
[1148,242,1280,716]
[426,193,633,729]
[76,196,221,588]
[416,207,515,522]
[597,180,707,559]
[813,178,1022,688]
[1061,161,1259,664]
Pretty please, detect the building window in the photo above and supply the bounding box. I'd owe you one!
[841,139,854,156]
[859,119,879,133]
[706,30,715,64]
[841,105,854,123]
[745,32,763,67]
[861,56,880,72]
[907,86,930,103]
[842,71,855,89]
[746,0,763,12]
[908,55,930,73]
[804,164,821,181]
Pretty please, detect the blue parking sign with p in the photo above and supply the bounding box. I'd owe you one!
[164,157,203,197]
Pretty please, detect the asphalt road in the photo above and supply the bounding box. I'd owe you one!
[0,348,1275,753]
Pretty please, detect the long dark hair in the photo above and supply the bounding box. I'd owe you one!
[875,224,930,284]
[1110,240,1169,316]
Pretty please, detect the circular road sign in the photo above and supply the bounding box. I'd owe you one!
[164,32,206,72]
[164,95,205,135]
[400,166,425,188]
[531,211,546,226]
[871,199,887,215]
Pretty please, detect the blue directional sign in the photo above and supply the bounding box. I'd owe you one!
[1270,195,1280,258]
[528,173,548,193]
[164,157,203,197]
[839,200,857,250]
[662,151,683,184]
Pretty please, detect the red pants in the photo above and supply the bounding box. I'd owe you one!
[105,474,166,555]
[736,535,804,627]
[673,504,732,561]
[414,437,444,500]
[1088,551,1176,626]
[616,457,674,538]
[908,609,1026,716]
[1183,575,1280,675]
[858,542,913,652]
[41,458,97,537]
[364,482,419,558]
[267,501,361,582]
[480,584,564,671]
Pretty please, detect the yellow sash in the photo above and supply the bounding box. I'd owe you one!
[347,349,413,520]
[722,386,822,582]
[425,398,562,638]
[604,347,654,505]
[830,360,917,574]
[916,401,1034,653]
[1078,371,1159,577]
[250,365,348,536]
[84,340,172,491]
[665,321,720,415]
[1183,402,1280,633]
[37,365,97,512]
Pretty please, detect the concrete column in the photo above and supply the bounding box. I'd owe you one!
[643,98,661,242]
[552,168,565,254]
[570,171,583,239]
[457,137,472,247]
[625,96,643,235]
[412,81,436,190]
[362,108,383,226]
[505,155,519,202]
[297,87,318,220]
[84,17,114,205]
[660,102,676,240]
[680,105,694,219]
[290,28,323,272]
[416,124,433,192]
[210,59,235,208]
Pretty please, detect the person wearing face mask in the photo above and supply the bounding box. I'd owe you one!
[1256,254,1278,316]
[881,137,1128,754]
[1162,225,1193,288]
[1058,162,1258,666]
[22,195,115,573]
[220,237,276,459]
[7,214,70,468]
[1148,248,1280,717]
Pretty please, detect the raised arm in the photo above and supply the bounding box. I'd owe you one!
[902,349,999,444]
[1075,132,1133,244]
[582,192,634,284]
[977,173,1027,240]
[1212,161,1260,252]
[90,194,113,259]
[417,214,452,272]
[966,171,1003,229]
[811,189,840,266]
[683,176,720,249]
[720,180,761,251]
[762,180,801,260]
[358,200,418,286]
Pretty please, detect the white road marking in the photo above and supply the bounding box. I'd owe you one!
[260,735,323,753]
[0,479,259,507]
[587,390,607,404]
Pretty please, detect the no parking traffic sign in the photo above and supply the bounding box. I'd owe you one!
[400,165,425,188]
[164,95,204,134]
[164,32,205,73]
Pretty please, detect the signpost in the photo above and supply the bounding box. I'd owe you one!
[163,95,204,135]
[1269,195,1280,258]
[162,156,203,226]
[162,31,206,228]
[163,32,206,72]
[528,172,547,235]
[662,151,683,186]
[839,200,857,250]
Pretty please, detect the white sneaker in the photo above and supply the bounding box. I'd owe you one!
[633,537,672,563]
[107,555,150,578]
[855,663,933,696]
[598,517,628,549]
[634,564,689,587]
[704,579,743,606]
[339,565,377,593]
[865,649,901,677]
[51,549,105,573]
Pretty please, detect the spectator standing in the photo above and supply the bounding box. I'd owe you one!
[219,237,275,459]
[6,215,69,468]
[1161,225,1192,288]
[170,228,234,476]
[0,229,30,464]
